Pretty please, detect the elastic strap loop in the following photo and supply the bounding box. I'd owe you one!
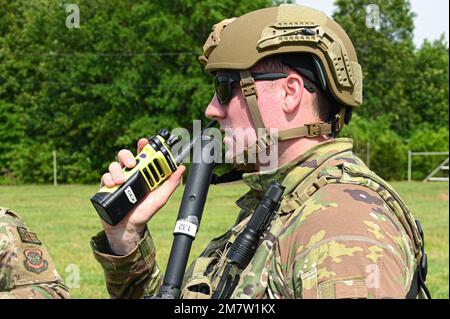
[239,70,266,130]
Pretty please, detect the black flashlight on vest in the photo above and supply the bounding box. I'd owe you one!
[90,121,217,226]
[227,180,285,269]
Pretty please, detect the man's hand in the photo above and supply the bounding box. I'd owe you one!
[100,137,185,255]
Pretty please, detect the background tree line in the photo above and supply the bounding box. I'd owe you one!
[0,0,448,184]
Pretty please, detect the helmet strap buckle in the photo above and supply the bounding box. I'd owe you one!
[305,122,324,137]
[240,80,257,97]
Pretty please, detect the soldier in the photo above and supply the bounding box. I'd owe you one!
[0,207,70,299]
[90,4,429,299]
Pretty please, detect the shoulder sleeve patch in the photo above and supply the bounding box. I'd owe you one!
[23,248,48,274]
[17,226,42,245]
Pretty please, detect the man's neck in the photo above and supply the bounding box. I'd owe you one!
[256,135,332,171]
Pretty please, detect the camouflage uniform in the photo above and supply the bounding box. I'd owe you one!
[91,138,424,299]
[0,207,69,299]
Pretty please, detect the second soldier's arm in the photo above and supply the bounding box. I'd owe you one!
[0,208,69,299]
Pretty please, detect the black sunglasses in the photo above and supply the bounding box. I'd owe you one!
[214,72,289,105]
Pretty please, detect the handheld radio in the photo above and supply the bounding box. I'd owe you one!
[90,120,217,225]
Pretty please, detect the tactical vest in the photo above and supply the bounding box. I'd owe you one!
[180,153,429,299]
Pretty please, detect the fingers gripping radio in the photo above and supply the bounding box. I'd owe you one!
[90,129,179,225]
[90,121,217,226]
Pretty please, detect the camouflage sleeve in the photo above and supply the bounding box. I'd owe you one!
[0,208,70,299]
[90,228,162,299]
[269,184,417,299]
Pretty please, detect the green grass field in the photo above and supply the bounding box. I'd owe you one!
[0,182,448,299]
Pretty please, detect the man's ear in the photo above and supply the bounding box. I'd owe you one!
[282,73,303,113]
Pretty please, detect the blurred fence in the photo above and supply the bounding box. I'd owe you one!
[408,151,449,182]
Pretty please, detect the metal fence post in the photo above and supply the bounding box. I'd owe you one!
[53,150,58,186]
[407,150,411,182]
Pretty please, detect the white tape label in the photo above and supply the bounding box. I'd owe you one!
[174,220,198,238]
[125,186,137,204]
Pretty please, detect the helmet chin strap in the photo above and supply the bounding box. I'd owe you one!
[233,70,344,167]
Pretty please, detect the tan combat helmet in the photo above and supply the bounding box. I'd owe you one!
[199,4,363,157]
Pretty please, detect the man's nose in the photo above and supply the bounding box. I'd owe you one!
[205,95,226,120]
